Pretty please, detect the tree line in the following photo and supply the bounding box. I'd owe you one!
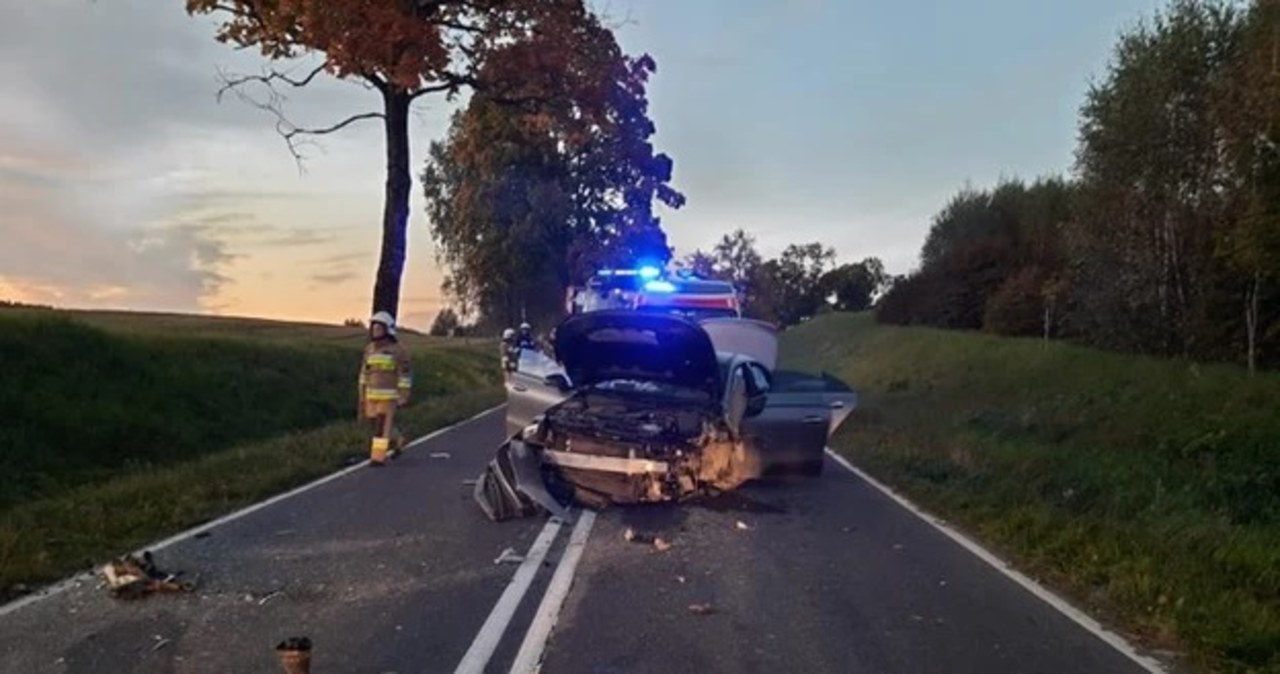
[680,230,887,328]
[878,0,1280,372]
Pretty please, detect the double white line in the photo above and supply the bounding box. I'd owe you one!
[453,510,598,674]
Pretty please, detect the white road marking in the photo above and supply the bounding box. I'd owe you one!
[508,510,597,674]
[823,447,1168,674]
[454,516,566,674]
[0,404,506,618]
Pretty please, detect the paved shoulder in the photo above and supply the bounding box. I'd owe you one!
[539,456,1148,674]
[0,409,537,674]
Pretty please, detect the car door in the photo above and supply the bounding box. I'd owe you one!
[505,348,572,438]
[740,363,857,477]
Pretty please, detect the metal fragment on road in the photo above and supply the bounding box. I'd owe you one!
[653,538,672,552]
[494,547,525,565]
[688,603,716,616]
[735,520,750,531]
[429,452,452,459]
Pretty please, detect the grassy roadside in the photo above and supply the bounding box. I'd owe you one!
[0,387,503,601]
[0,311,495,506]
[780,313,1280,674]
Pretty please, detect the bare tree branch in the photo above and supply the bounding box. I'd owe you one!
[409,75,477,101]
[216,63,329,102]
[216,66,382,172]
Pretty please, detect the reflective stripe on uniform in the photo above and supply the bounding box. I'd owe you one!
[398,376,412,389]
[366,388,399,401]
[366,354,396,370]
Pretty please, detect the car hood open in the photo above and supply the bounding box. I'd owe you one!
[553,310,720,397]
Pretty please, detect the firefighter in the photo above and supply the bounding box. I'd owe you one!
[500,327,519,378]
[358,311,412,466]
[516,322,537,351]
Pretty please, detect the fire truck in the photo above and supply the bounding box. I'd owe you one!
[566,266,741,321]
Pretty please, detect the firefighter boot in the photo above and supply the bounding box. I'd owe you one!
[370,437,390,466]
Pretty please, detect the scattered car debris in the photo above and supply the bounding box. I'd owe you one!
[461,479,478,487]
[258,590,284,606]
[100,552,194,600]
[193,531,212,540]
[676,575,687,584]
[688,603,716,616]
[623,528,653,544]
[151,636,171,652]
[735,520,750,531]
[429,452,452,460]
[653,537,673,552]
[276,636,312,674]
[494,548,525,565]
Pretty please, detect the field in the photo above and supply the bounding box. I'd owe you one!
[0,308,503,600]
[780,313,1280,673]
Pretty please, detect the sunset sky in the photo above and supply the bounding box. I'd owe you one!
[0,0,1160,330]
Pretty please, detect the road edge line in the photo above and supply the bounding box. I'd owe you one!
[454,516,566,674]
[508,510,597,674]
[0,404,505,619]
[824,448,1167,674]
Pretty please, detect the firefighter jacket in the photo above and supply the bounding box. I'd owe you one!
[359,339,412,416]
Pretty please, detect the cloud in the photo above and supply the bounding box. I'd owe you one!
[311,271,357,285]
[313,251,371,266]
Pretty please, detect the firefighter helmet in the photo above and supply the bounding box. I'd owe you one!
[370,311,397,337]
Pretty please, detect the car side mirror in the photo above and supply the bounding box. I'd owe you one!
[543,373,571,391]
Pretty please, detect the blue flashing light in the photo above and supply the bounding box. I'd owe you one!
[644,279,677,293]
[638,265,662,279]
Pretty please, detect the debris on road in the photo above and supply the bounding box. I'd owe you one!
[429,451,452,460]
[623,528,653,544]
[258,590,284,606]
[276,637,312,674]
[194,531,212,540]
[623,528,672,551]
[688,603,716,616]
[151,636,171,652]
[100,552,195,600]
[461,479,478,487]
[494,547,525,565]
[735,520,750,531]
[676,576,687,584]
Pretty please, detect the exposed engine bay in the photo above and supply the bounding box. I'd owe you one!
[536,389,760,506]
[474,387,765,522]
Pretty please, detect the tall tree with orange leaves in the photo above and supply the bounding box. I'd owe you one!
[185,0,592,319]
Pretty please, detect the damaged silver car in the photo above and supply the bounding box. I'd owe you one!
[473,310,856,522]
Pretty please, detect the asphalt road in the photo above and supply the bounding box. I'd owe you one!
[0,408,1162,674]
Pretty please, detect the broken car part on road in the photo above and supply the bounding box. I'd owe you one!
[474,311,857,522]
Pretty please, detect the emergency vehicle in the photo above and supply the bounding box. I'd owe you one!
[566,266,741,322]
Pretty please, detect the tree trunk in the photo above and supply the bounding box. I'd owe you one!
[1246,271,1261,375]
[371,89,413,318]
